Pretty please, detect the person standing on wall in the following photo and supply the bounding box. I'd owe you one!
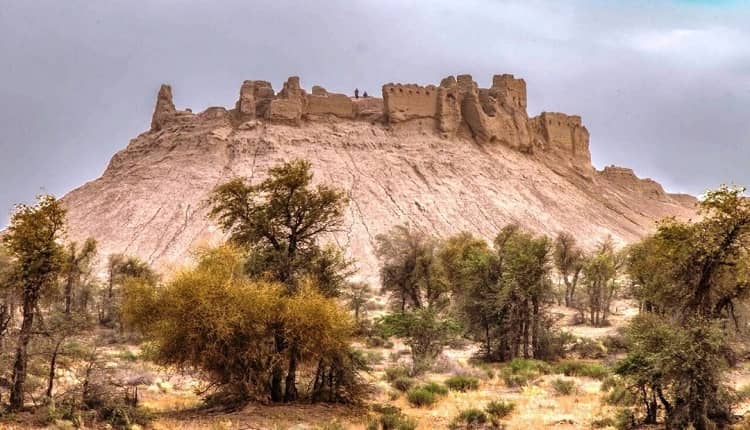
[354,88,359,98]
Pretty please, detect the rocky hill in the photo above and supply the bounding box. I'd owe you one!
[61,73,696,281]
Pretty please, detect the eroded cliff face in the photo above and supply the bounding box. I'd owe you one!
[61,74,696,281]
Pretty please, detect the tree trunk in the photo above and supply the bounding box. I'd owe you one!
[46,338,64,398]
[64,276,74,315]
[9,295,37,411]
[284,344,299,402]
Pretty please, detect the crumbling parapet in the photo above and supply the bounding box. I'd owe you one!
[382,83,439,122]
[268,76,306,124]
[305,85,355,119]
[490,74,527,111]
[532,112,593,175]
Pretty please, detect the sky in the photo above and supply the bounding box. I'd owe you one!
[1,0,749,224]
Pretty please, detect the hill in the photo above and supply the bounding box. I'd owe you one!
[61,73,695,281]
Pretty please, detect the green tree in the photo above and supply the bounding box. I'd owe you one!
[440,226,555,361]
[375,225,449,312]
[100,254,156,327]
[0,245,14,342]
[209,159,350,402]
[553,232,584,307]
[3,195,66,411]
[60,238,97,315]
[375,225,455,372]
[619,185,750,429]
[578,238,619,326]
[438,232,498,358]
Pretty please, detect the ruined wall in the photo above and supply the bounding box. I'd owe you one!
[305,86,355,119]
[148,73,595,178]
[531,112,592,176]
[382,83,438,122]
[268,76,306,124]
[490,74,527,111]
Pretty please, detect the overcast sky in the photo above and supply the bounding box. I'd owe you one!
[1,0,749,223]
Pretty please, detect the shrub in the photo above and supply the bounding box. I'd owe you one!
[614,408,637,430]
[363,350,385,365]
[554,360,609,380]
[384,365,411,382]
[391,377,415,392]
[449,408,487,429]
[421,381,448,395]
[605,384,636,406]
[502,358,551,387]
[600,376,619,392]
[445,375,480,392]
[367,405,417,430]
[406,387,437,407]
[508,358,551,375]
[590,416,616,428]
[602,332,629,353]
[573,338,608,359]
[550,378,576,395]
[484,400,515,419]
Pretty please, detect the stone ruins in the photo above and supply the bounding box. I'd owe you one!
[150,74,594,177]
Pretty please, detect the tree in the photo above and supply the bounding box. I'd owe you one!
[3,195,66,411]
[438,232,498,358]
[344,281,372,327]
[0,245,14,343]
[375,225,449,313]
[60,239,97,315]
[553,232,584,307]
[619,185,750,429]
[209,159,350,402]
[375,225,455,372]
[440,226,556,361]
[100,254,156,327]
[122,246,363,404]
[578,238,619,326]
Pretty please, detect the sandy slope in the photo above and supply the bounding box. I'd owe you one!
[62,116,695,281]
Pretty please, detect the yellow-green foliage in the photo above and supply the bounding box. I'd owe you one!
[122,245,355,401]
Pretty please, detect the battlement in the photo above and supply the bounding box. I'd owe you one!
[148,73,595,177]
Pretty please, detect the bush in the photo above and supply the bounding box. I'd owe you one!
[445,375,480,392]
[484,400,515,419]
[508,358,551,375]
[605,384,636,406]
[501,358,550,388]
[550,378,576,395]
[600,375,619,392]
[449,408,487,429]
[421,381,448,395]
[554,360,609,380]
[384,365,411,382]
[367,405,417,430]
[602,332,629,353]
[406,387,437,407]
[391,376,415,392]
[573,338,608,359]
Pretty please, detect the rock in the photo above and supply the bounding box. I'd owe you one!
[150,84,176,131]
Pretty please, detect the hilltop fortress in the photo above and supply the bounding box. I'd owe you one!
[150,74,595,179]
[61,72,696,279]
